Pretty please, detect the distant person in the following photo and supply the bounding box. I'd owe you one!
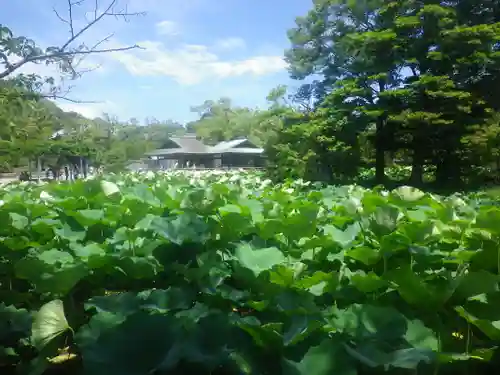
[19,171,30,181]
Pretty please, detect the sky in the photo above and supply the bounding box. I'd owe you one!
[2,0,312,123]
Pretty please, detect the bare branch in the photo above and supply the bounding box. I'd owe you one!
[52,8,70,26]
[0,0,145,79]
[44,94,100,104]
[72,32,113,71]
[87,33,114,52]
[94,0,99,19]
[0,44,140,79]
[73,62,103,78]
[60,0,115,51]
[67,0,75,38]
[58,44,142,57]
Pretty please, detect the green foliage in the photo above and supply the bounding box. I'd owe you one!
[0,80,187,173]
[280,0,500,188]
[188,94,289,147]
[1,170,500,374]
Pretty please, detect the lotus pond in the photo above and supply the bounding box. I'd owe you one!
[1,170,500,375]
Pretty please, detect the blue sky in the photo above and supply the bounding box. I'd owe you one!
[3,0,312,123]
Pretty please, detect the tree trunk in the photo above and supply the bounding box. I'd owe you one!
[37,157,41,182]
[435,153,461,189]
[375,80,387,185]
[80,157,84,178]
[409,141,424,187]
[375,116,386,185]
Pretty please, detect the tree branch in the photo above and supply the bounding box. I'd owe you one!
[0,0,145,79]
[44,94,100,104]
[68,0,75,38]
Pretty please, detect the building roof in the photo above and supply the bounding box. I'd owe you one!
[215,147,263,154]
[145,136,263,157]
[210,139,249,152]
[145,148,206,156]
[50,129,66,139]
[168,134,208,153]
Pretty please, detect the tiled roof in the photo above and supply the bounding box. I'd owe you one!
[209,139,248,152]
[169,135,208,153]
[146,136,263,157]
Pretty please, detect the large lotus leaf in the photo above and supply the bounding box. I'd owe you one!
[361,192,388,214]
[387,348,435,369]
[100,180,120,197]
[125,184,161,207]
[268,265,297,287]
[239,320,283,349]
[391,186,426,203]
[238,197,265,224]
[384,266,449,308]
[455,304,500,341]
[295,271,339,296]
[75,311,128,350]
[345,344,435,370]
[323,223,361,248]
[115,256,161,279]
[79,312,180,375]
[258,218,284,240]
[350,271,387,293]
[53,223,86,242]
[149,213,209,244]
[139,287,196,313]
[161,313,236,370]
[9,212,29,230]
[282,203,319,240]
[283,314,323,347]
[369,205,401,237]
[30,218,62,237]
[282,339,357,375]
[216,204,253,238]
[405,318,436,345]
[71,209,105,227]
[475,207,500,235]
[332,304,407,341]
[452,271,500,301]
[340,315,437,370]
[218,204,242,215]
[85,292,142,316]
[15,251,88,295]
[71,243,108,269]
[234,243,285,277]
[345,245,381,265]
[31,300,70,351]
[401,221,437,243]
[0,303,32,340]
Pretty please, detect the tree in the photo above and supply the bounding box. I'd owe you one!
[0,81,58,172]
[0,0,143,100]
[382,0,499,186]
[285,0,401,184]
[280,0,500,188]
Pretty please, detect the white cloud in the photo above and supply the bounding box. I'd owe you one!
[109,40,287,85]
[155,20,180,36]
[56,100,117,119]
[214,37,246,50]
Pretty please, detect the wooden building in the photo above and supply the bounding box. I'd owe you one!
[145,134,264,169]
